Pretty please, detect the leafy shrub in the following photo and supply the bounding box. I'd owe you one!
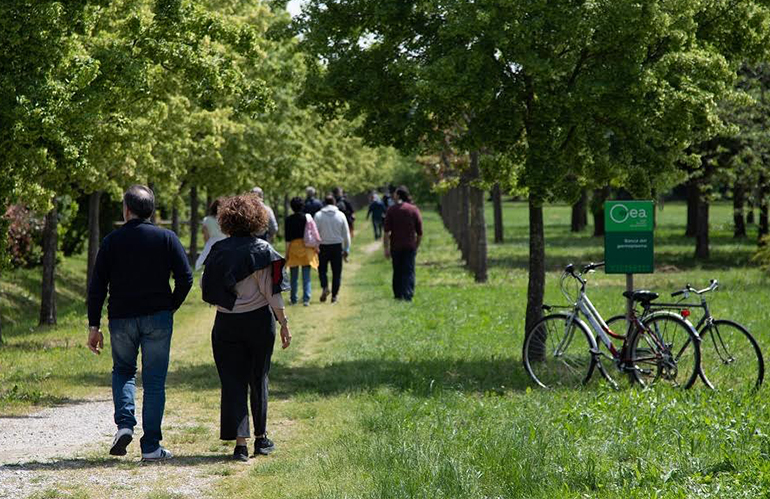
[4,204,43,268]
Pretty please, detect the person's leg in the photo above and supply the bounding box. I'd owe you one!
[249,308,276,440]
[330,244,343,298]
[213,313,253,441]
[137,310,173,454]
[108,317,140,432]
[318,245,330,294]
[289,266,299,304]
[404,249,417,301]
[391,250,404,299]
[301,265,312,304]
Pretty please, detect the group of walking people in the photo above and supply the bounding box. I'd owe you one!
[85,182,421,463]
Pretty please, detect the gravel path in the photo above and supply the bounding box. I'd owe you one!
[0,398,226,499]
[0,399,115,466]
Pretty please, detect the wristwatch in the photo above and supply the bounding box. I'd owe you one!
[279,317,289,327]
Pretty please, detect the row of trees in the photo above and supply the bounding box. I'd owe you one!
[1,0,411,340]
[296,0,770,333]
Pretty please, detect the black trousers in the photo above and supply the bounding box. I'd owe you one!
[372,219,383,239]
[391,249,416,301]
[211,307,275,440]
[318,243,343,297]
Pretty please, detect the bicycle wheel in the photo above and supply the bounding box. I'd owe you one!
[699,319,764,391]
[627,312,700,389]
[605,315,630,338]
[523,313,597,389]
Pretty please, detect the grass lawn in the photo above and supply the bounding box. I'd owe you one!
[2,201,770,498]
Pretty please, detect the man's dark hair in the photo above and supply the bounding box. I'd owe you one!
[123,185,155,220]
[323,195,336,206]
[396,185,412,203]
[332,186,342,198]
[290,196,304,213]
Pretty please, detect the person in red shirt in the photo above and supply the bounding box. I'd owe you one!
[383,186,423,301]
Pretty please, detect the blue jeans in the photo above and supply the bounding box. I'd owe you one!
[109,310,173,454]
[289,265,312,304]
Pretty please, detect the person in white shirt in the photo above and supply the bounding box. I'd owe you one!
[195,198,226,271]
[314,195,351,303]
[251,187,278,242]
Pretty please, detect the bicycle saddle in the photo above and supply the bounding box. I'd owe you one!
[622,290,659,303]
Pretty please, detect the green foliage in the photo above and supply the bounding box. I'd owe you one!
[297,0,770,201]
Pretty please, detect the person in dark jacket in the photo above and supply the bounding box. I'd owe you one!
[332,186,355,237]
[303,186,323,217]
[366,192,387,240]
[201,193,292,462]
[87,185,193,462]
[383,186,423,301]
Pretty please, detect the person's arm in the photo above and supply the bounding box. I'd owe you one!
[86,239,110,354]
[414,208,423,251]
[202,224,210,243]
[341,215,351,253]
[268,209,279,239]
[169,234,194,311]
[254,267,291,349]
[383,209,391,259]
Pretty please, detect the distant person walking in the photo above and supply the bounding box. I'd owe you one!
[251,186,279,242]
[195,198,226,271]
[303,186,323,217]
[201,193,292,462]
[332,186,355,238]
[87,185,193,462]
[383,186,423,301]
[285,197,320,306]
[366,192,386,240]
[314,195,351,303]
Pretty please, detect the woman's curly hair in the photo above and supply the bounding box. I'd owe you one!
[218,193,269,237]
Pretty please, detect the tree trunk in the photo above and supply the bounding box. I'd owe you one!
[189,185,199,264]
[468,152,487,282]
[592,186,610,236]
[39,204,58,326]
[492,183,504,243]
[747,195,756,225]
[734,183,746,238]
[757,175,768,246]
[171,204,180,235]
[86,191,102,290]
[685,180,699,237]
[460,181,470,265]
[571,189,588,232]
[695,198,710,260]
[526,195,545,334]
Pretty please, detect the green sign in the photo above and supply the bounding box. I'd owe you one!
[604,200,654,274]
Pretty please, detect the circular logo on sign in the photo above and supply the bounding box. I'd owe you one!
[609,204,629,224]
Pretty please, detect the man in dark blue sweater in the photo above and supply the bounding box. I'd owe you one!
[87,185,193,462]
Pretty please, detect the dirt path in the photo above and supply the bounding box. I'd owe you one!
[0,240,381,499]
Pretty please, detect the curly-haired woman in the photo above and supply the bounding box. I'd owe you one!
[201,193,292,461]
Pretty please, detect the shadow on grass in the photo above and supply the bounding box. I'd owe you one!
[0,454,231,471]
[55,356,529,397]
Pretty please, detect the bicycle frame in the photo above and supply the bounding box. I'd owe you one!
[559,269,675,370]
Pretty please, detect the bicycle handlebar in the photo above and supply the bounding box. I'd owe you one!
[671,279,718,297]
[582,261,605,273]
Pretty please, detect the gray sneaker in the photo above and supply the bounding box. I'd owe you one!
[141,446,173,462]
[109,428,133,456]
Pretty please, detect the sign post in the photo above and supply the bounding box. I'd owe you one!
[604,200,655,320]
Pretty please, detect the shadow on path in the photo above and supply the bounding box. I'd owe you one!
[0,454,231,471]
